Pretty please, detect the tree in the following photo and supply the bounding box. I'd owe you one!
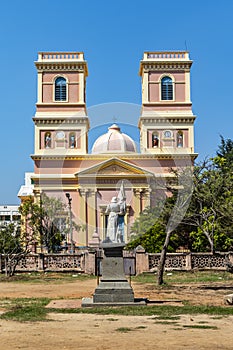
[19,194,69,253]
[157,167,194,285]
[39,194,66,252]
[128,196,188,254]
[19,196,42,249]
[216,135,233,169]
[129,137,233,285]
[127,220,181,253]
[0,223,34,276]
[127,166,194,285]
[19,193,83,253]
[183,153,233,253]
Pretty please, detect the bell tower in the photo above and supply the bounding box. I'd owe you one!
[33,52,89,156]
[138,51,196,158]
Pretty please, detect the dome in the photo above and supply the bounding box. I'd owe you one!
[91,124,137,154]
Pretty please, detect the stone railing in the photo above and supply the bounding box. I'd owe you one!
[148,252,232,271]
[38,52,84,62]
[0,250,232,275]
[0,253,86,273]
[144,52,189,60]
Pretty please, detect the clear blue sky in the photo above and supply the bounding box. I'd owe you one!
[1,0,233,204]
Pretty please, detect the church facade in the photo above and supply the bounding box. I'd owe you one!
[18,51,197,247]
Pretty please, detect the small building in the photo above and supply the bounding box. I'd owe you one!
[0,205,21,228]
[19,51,198,247]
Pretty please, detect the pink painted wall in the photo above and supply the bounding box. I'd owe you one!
[149,84,159,102]
[175,83,185,101]
[41,72,80,104]
[69,85,79,103]
[148,71,186,102]
[148,71,185,82]
[142,105,192,111]
[42,85,53,103]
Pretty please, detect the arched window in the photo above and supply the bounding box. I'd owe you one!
[152,132,159,148]
[44,132,52,148]
[69,133,76,148]
[177,131,183,147]
[55,77,67,101]
[161,76,173,100]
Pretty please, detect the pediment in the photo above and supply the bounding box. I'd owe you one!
[75,157,154,178]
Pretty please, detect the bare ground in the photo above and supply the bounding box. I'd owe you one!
[0,277,233,350]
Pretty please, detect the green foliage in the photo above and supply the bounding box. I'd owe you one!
[182,325,218,330]
[115,327,133,332]
[133,271,233,284]
[128,191,191,253]
[37,194,66,252]
[0,298,49,322]
[182,137,233,252]
[0,224,22,254]
[50,304,233,317]
[0,272,96,283]
[216,135,233,169]
[129,205,163,238]
[19,194,72,253]
[127,220,180,253]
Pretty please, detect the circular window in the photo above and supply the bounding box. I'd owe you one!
[164,130,172,138]
[56,131,65,139]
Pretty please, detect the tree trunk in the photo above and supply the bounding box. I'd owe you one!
[4,256,8,277]
[157,231,172,285]
[204,231,214,254]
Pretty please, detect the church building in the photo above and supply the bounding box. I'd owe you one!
[18,51,197,247]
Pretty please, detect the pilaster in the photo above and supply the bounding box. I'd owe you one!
[86,189,97,243]
[185,70,191,103]
[142,71,149,103]
[142,188,151,210]
[79,72,85,104]
[133,188,142,217]
[37,72,42,104]
[78,188,88,246]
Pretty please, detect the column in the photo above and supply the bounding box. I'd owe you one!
[79,72,84,104]
[78,188,87,246]
[133,188,141,218]
[37,71,43,103]
[142,188,151,210]
[99,207,106,241]
[34,190,41,204]
[185,70,191,103]
[125,206,130,242]
[86,189,97,244]
[142,71,149,103]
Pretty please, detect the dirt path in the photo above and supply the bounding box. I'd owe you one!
[0,279,231,306]
[0,313,233,350]
[0,278,233,349]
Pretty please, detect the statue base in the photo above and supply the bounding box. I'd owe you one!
[94,243,134,303]
[82,243,143,306]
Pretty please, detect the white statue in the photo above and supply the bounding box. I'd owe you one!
[105,181,126,243]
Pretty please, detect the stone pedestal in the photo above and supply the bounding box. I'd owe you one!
[82,243,145,307]
[93,243,134,303]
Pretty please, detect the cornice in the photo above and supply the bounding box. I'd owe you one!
[32,174,76,179]
[139,115,196,124]
[36,102,86,108]
[31,153,198,161]
[142,102,192,106]
[33,116,89,125]
[35,62,88,75]
[140,62,192,74]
